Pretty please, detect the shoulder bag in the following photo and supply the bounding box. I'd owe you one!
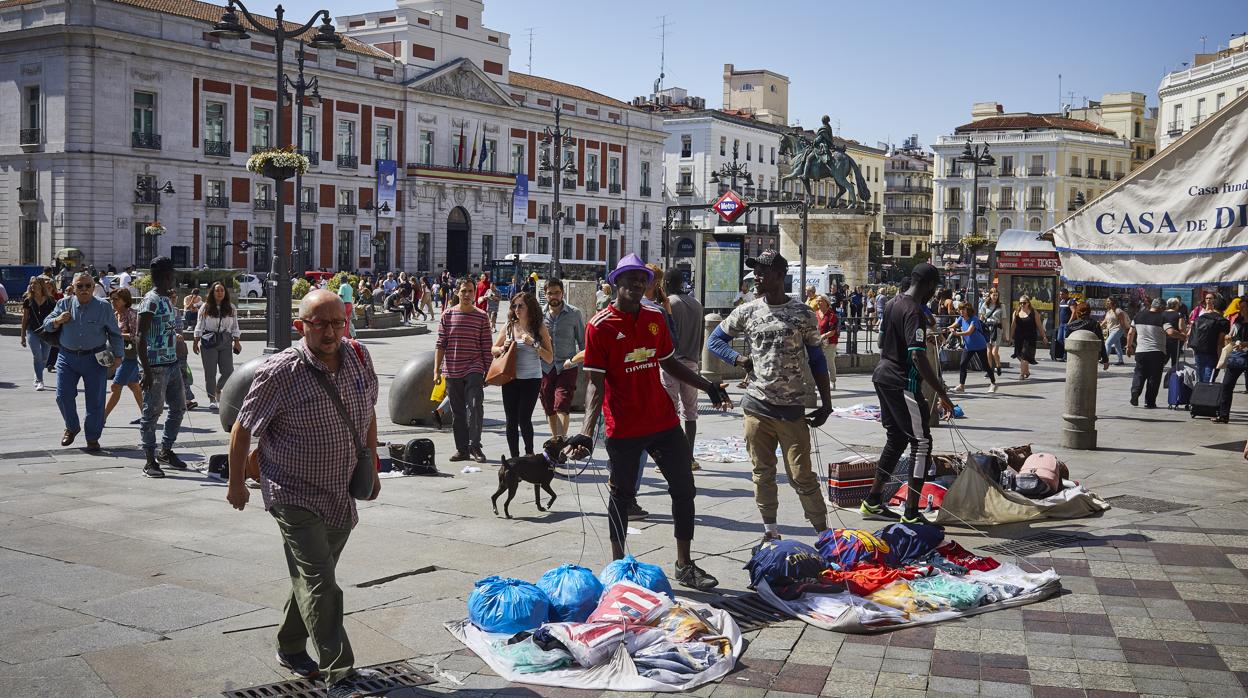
[485,321,518,386]
[36,299,65,348]
[295,342,376,500]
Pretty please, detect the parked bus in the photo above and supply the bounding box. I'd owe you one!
[487,254,604,298]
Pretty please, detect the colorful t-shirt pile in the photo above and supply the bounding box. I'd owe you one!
[749,523,1060,629]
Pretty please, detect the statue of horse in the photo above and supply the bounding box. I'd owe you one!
[779,131,872,209]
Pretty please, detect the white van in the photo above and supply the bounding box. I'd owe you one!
[743,263,845,300]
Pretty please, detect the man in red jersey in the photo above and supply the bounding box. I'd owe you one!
[565,253,732,590]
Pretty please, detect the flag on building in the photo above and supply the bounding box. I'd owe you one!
[469,124,479,172]
[457,123,465,168]
[477,137,489,172]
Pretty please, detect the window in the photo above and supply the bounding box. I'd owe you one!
[299,228,314,271]
[419,130,434,165]
[741,83,753,91]
[301,115,316,151]
[484,138,497,171]
[678,169,692,187]
[608,158,620,187]
[640,239,649,262]
[733,138,739,156]
[1000,216,1012,230]
[1029,154,1044,175]
[511,143,525,174]
[206,224,226,268]
[900,241,911,257]
[510,235,521,255]
[1196,97,1206,121]
[255,182,272,203]
[375,124,392,161]
[337,230,354,270]
[539,203,549,222]
[537,237,549,255]
[205,102,226,142]
[770,146,775,165]
[338,189,354,207]
[1027,185,1044,207]
[300,186,314,206]
[640,161,651,190]
[562,237,573,260]
[337,120,355,156]
[207,179,225,204]
[252,107,272,150]
[719,137,726,156]
[1000,155,1014,173]
[586,153,599,185]
[680,134,692,158]
[1028,216,1043,232]
[746,142,752,161]
[586,237,597,261]
[565,205,574,223]
[23,86,40,130]
[947,188,961,206]
[20,219,38,264]
[252,226,271,273]
[418,232,431,271]
[883,239,894,256]
[1173,103,1183,124]
[1239,87,1246,97]
[483,235,495,264]
[133,91,156,134]
[1000,186,1013,206]
[1133,120,1141,138]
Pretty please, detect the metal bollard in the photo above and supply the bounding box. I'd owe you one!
[700,313,724,383]
[1062,329,1100,449]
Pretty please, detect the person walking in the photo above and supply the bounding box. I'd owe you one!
[358,281,374,329]
[564,254,731,590]
[42,272,124,451]
[1214,302,1248,423]
[227,289,381,697]
[435,278,493,463]
[104,288,143,421]
[1101,297,1129,366]
[494,292,553,458]
[540,278,584,439]
[336,273,354,338]
[137,258,189,477]
[475,273,491,312]
[1190,295,1229,383]
[859,263,954,523]
[661,269,706,471]
[1065,301,1110,371]
[1051,289,1072,361]
[419,277,435,320]
[979,288,1005,377]
[1163,297,1188,369]
[813,294,839,390]
[194,281,243,411]
[706,250,833,542]
[946,304,997,393]
[1127,298,1178,409]
[19,276,56,391]
[1010,295,1047,380]
[486,281,501,326]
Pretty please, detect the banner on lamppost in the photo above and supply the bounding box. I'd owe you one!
[512,173,529,224]
[377,159,397,218]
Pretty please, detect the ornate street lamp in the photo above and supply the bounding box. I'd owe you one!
[538,102,578,279]
[361,200,391,272]
[955,139,995,300]
[209,0,344,353]
[136,179,175,237]
[286,40,322,278]
[708,140,754,192]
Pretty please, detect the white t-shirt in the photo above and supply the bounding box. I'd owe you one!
[118,271,132,289]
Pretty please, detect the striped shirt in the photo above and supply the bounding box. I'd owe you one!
[436,306,493,378]
[236,338,379,529]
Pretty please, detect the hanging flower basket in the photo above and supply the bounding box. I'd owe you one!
[144,222,167,236]
[246,147,310,181]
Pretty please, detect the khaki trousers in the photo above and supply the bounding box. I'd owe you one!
[744,412,828,530]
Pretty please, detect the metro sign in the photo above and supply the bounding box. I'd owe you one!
[711,190,748,224]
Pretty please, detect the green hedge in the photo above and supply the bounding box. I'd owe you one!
[326,273,359,294]
[291,278,311,300]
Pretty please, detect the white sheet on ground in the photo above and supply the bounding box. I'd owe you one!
[935,467,1110,525]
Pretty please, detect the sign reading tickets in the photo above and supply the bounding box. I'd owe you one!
[1050,90,1248,287]
[376,159,397,218]
[512,174,529,225]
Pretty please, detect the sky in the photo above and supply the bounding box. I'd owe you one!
[288,0,1246,149]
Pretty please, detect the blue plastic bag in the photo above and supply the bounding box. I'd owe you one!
[467,576,550,634]
[536,564,604,623]
[599,554,673,598]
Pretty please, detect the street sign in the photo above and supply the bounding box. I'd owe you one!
[714,225,747,235]
[711,190,747,224]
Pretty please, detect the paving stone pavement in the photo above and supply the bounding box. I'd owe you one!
[1,329,1247,697]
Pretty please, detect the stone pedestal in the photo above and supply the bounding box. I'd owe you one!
[1062,329,1100,450]
[777,211,874,289]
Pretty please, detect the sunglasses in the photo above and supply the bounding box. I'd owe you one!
[73,284,94,290]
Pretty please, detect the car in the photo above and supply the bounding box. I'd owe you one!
[236,273,265,298]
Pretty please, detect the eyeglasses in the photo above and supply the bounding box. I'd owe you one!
[300,318,348,330]
[73,284,93,290]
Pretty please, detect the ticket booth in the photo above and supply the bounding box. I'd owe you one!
[990,229,1061,344]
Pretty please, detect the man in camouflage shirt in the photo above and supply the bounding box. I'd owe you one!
[707,250,832,542]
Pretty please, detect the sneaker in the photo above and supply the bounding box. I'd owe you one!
[157,448,188,469]
[627,503,649,521]
[34,380,44,391]
[185,401,198,410]
[245,478,261,489]
[900,511,934,525]
[761,530,783,544]
[208,402,219,411]
[988,384,998,394]
[859,500,901,521]
[953,385,965,393]
[142,462,165,479]
[674,561,719,591]
[275,650,320,679]
[449,452,469,462]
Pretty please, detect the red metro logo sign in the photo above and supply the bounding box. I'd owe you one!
[712,190,748,224]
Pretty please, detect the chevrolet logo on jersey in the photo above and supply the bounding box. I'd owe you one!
[625,347,656,363]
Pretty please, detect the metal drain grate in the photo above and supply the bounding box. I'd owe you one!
[1105,495,1194,514]
[711,593,795,633]
[978,531,1086,557]
[222,661,435,698]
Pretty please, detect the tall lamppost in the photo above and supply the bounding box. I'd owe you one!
[209,1,344,353]
[708,140,754,192]
[955,139,994,301]
[361,200,391,272]
[601,219,620,277]
[135,179,175,233]
[538,102,577,279]
[287,40,321,277]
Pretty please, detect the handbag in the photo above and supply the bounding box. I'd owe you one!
[295,344,376,500]
[1228,349,1248,372]
[35,300,62,348]
[485,321,518,386]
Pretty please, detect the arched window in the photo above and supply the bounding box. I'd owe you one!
[675,237,695,257]
[946,216,960,243]
[976,216,988,235]
[1000,217,1013,231]
[1028,216,1043,232]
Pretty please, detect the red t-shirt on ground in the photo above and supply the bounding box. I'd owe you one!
[584,302,679,439]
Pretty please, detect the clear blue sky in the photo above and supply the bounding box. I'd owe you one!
[291,0,1246,148]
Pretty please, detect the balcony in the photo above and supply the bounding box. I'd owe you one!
[1068,168,1082,177]
[815,195,827,206]
[893,185,933,194]
[538,215,551,224]
[1098,171,1110,180]
[253,198,275,211]
[587,217,599,227]
[640,221,651,230]
[675,184,694,196]
[19,128,41,148]
[1114,172,1125,180]
[337,154,358,169]
[298,149,319,166]
[204,140,231,157]
[746,223,759,233]
[768,189,779,200]
[1026,200,1046,210]
[769,224,780,234]
[943,200,962,211]
[945,170,962,178]
[17,187,37,202]
[299,201,317,213]
[205,196,230,209]
[251,144,274,155]
[639,185,652,198]
[562,177,577,190]
[585,181,600,193]
[885,207,932,216]
[537,176,553,188]
[996,200,1014,210]
[1166,121,1184,136]
[996,167,1015,177]
[134,190,160,205]
[1027,167,1046,176]
[744,186,757,198]
[608,183,621,194]
[338,204,357,215]
[132,131,162,150]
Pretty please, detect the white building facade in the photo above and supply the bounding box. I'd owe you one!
[882,147,933,263]
[0,0,665,277]
[1157,35,1248,151]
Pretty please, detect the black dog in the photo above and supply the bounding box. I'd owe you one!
[491,436,565,518]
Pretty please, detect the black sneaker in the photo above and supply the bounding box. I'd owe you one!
[275,650,320,679]
[859,500,901,521]
[157,448,188,469]
[628,503,649,521]
[900,511,935,525]
[142,462,166,479]
[674,561,719,591]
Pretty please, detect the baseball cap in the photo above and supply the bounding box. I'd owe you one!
[1149,298,1163,309]
[745,249,788,270]
[911,262,940,284]
[607,253,654,285]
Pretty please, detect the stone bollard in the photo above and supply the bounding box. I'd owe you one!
[700,313,724,382]
[1062,329,1100,449]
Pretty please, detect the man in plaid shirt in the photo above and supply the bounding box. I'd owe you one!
[227,289,382,698]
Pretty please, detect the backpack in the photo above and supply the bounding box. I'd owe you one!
[388,438,438,475]
[1190,313,1228,354]
[1017,453,1066,497]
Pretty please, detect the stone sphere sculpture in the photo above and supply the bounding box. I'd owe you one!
[389,351,439,426]
[217,356,270,432]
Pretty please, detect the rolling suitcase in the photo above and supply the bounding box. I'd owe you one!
[1189,382,1221,418]
[1166,368,1192,409]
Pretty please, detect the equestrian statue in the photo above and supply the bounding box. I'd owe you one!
[780,115,872,209]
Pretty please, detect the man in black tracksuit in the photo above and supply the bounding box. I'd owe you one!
[860,263,953,523]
